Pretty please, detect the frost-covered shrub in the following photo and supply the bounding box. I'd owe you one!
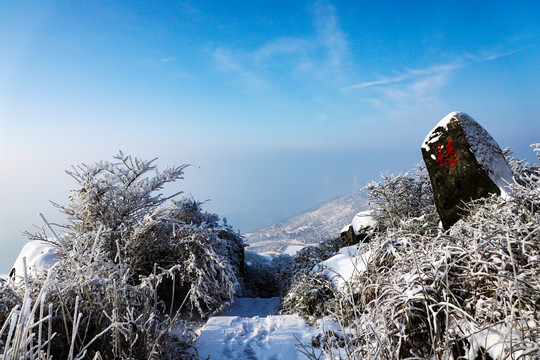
[282,238,343,320]
[363,165,438,235]
[243,252,292,298]
[313,147,540,359]
[290,238,343,277]
[27,153,244,317]
[0,281,20,328]
[0,229,200,359]
[283,272,336,321]
[7,152,244,359]
[120,198,244,315]
[54,152,188,253]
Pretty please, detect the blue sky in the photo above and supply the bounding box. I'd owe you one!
[0,0,539,274]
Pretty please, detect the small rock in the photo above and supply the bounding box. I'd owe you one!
[340,210,377,246]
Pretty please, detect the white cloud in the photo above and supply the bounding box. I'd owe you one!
[179,2,202,14]
[211,0,350,91]
[160,56,174,63]
[253,37,308,64]
[213,47,269,91]
[312,0,348,67]
[342,48,520,120]
[342,61,463,91]
[343,48,519,92]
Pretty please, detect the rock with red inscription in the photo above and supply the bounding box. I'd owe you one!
[421,112,514,229]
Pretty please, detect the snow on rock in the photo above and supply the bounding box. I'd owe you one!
[340,210,376,247]
[10,241,60,282]
[351,210,376,234]
[315,244,372,289]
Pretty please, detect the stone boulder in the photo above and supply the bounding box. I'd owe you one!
[340,210,377,246]
[421,112,514,229]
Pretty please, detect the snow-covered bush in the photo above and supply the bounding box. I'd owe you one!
[0,233,200,359]
[289,238,343,277]
[28,152,243,316]
[363,165,438,235]
[283,272,336,321]
[282,238,343,319]
[310,147,540,359]
[243,252,292,298]
[3,152,244,359]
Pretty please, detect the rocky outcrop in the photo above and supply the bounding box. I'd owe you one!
[421,112,514,229]
[340,210,377,246]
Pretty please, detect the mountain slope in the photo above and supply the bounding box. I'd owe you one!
[244,192,369,253]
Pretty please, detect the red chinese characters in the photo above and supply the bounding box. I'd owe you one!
[435,139,457,168]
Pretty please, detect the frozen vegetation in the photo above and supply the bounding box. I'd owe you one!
[2,144,540,359]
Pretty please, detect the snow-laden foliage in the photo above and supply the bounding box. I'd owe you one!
[283,271,336,320]
[301,146,540,359]
[363,165,438,235]
[26,153,243,316]
[282,238,343,320]
[243,251,292,298]
[1,229,200,359]
[3,152,245,359]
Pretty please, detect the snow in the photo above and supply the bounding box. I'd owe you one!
[422,111,514,195]
[10,240,60,282]
[461,321,530,360]
[315,244,373,288]
[195,297,326,360]
[337,244,359,256]
[194,241,375,359]
[351,210,376,234]
[281,245,309,256]
[341,210,376,236]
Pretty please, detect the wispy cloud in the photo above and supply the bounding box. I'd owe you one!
[340,48,521,120]
[464,48,520,62]
[253,37,308,64]
[341,46,516,121]
[179,2,202,15]
[342,61,464,91]
[312,0,348,68]
[211,0,349,92]
[160,56,174,63]
[213,47,269,91]
[343,49,519,92]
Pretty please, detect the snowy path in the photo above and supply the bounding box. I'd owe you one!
[196,298,324,360]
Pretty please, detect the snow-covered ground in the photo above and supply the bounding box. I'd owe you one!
[195,297,335,360]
